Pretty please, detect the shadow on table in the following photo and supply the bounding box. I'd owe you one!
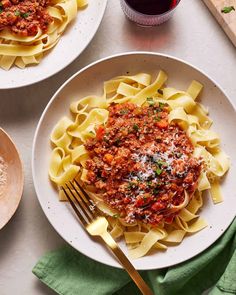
[0,200,23,263]
[120,15,179,51]
[34,280,57,295]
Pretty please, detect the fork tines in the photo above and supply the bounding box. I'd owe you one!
[61,179,98,226]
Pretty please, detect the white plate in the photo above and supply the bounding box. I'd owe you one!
[0,0,107,89]
[32,52,236,270]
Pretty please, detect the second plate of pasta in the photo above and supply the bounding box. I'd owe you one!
[32,52,236,269]
[0,0,107,89]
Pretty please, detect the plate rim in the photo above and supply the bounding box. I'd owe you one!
[0,0,108,90]
[0,128,24,230]
[32,51,236,269]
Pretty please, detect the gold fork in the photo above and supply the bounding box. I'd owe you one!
[61,179,154,295]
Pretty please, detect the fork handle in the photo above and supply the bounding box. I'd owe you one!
[100,231,154,295]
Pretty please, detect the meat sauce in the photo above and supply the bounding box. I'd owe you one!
[85,101,202,226]
[0,0,53,36]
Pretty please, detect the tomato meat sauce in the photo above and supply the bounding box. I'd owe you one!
[85,101,202,226]
[0,0,53,36]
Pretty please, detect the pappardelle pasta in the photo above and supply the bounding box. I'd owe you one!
[0,0,87,70]
[49,71,230,259]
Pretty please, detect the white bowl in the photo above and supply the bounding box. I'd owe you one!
[32,52,236,270]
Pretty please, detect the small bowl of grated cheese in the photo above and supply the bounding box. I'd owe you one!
[0,128,24,230]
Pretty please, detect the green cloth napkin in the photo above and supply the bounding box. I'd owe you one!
[33,218,236,295]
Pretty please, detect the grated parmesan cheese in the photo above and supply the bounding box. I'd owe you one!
[0,156,7,197]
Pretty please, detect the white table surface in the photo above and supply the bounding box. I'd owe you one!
[0,0,235,294]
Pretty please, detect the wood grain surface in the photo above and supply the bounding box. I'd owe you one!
[203,0,236,47]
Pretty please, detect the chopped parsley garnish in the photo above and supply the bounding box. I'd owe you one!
[114,138,121,145]
[14,10,30,17]
[147,97,155,105]
[155,168,162,175]
[0,8,2,13]
[157,89,163,95]
[21,12,30,18]
[157,160,168,167]
[221,6,235,13]
[154,116,161,121]
[153,188,159,195]
[133,124,139,132]
[112,213,120,218]
[14,10,21,16]
[120,109,129,115]
[128,182,137,189]
[159,102,165,108]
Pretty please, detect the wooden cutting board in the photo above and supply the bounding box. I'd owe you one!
[203,0,236,47]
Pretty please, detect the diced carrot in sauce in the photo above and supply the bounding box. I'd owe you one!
[103,153,113,164]
[165,215,175,224]
[135,198,145,207]
[155,120,168,129]
[2,0,11,8]
[151,202,165,211]
[84,101,202,226]
[96,126,105,141]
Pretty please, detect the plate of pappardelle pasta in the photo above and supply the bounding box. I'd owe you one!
[32,52,236,270]
[0,0,107,89]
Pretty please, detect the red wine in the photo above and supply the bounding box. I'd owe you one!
[125,0,177,15]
